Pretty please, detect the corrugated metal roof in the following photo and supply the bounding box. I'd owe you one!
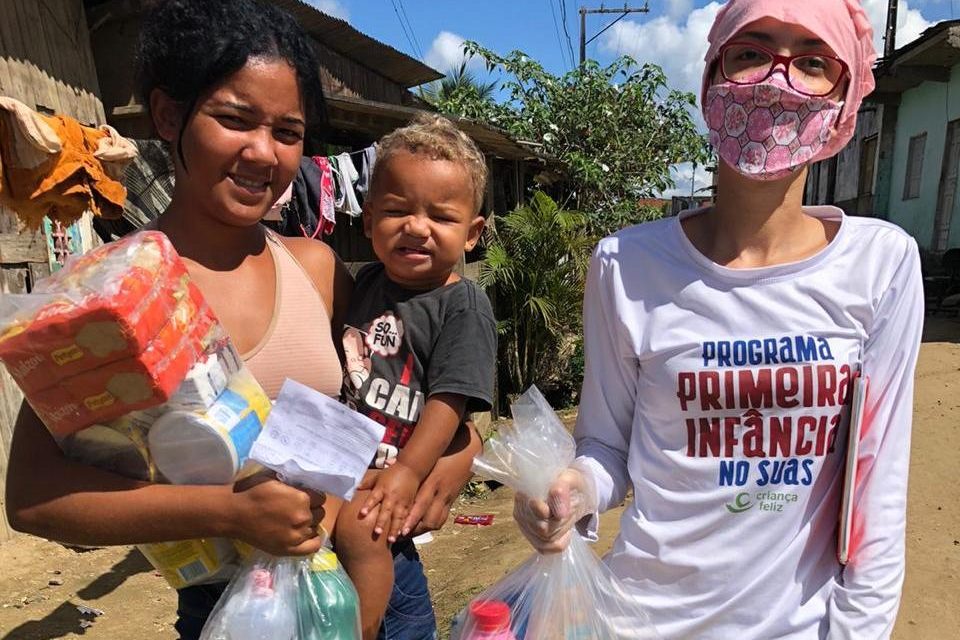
[271,0,443,89]
[326,95,539,161]
[872,20,960,97]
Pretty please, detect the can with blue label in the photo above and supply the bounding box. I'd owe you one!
[148,379,266,485]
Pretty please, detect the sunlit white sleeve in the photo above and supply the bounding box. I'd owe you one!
[827,237,924,639]
[574,241,639,537]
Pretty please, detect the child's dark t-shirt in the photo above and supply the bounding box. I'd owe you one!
[341,262,496,468]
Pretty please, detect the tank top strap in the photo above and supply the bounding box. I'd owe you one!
[264,230,328,311]
[243,229,342,400]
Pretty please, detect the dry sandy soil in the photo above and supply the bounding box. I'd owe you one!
[0,319,958,639]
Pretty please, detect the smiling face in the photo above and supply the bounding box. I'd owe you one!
[152,57,306,227]
[363,150,484,290]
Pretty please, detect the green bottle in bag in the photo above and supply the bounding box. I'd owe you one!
[296,549,362,640]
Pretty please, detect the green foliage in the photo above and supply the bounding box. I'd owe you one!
[480,192,593,399]
[434,43,710,235]
[420,62,499,121]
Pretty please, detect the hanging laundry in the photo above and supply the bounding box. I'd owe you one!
[284,156,321,238]
[312,156,336,236]
[332,152,362,217]
[0,97,137,229]
[264,182,293,222]
[95,139,176,242]
[355,144,377,196]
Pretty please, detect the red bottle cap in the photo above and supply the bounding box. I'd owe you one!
[470,600,511,631]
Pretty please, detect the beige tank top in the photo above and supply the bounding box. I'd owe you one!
[242,232,342,400]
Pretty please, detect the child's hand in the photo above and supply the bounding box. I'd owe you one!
[360,463,420,542]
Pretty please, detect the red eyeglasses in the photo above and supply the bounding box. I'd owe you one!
[718,42,849,98]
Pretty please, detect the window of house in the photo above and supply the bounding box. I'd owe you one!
[858,135,878,197]
[903,133,926,200]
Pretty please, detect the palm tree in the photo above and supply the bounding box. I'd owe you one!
[479,192,593,396]
[421,61,498,107]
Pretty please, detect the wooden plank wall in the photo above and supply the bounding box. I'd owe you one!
[0,0,104,124]
[0,0,106,541]
[314,40,409,105]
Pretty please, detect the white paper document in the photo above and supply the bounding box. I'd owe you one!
[249,379,385,500]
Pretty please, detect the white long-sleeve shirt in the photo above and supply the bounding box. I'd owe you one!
[575,206,923,640]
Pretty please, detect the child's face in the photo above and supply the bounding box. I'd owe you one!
[364,150,484,289]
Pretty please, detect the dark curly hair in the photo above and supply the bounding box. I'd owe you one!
[135,0,326,168]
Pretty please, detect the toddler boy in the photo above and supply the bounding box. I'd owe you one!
[336,114,496,639]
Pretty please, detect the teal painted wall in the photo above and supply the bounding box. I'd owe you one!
[887,65,960,251]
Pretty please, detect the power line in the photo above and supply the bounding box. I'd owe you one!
[578,3,650,66]
[389,0,422,59]
[560,1,577,70]
[397,0,424,59]
[585,9,630,46]
[549,0,573,69]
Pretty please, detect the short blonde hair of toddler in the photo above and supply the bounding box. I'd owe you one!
[371,113,488,214]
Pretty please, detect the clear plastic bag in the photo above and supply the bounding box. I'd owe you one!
[451,386,660,640]
[0,230,272,589]
[200,549,361,640]
[0,230,219,436]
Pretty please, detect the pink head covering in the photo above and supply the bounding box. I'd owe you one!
[701,0,877,163]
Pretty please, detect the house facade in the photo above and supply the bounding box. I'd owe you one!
[879,26,960,253]
[805,20,960,254]
[0,0,536,539]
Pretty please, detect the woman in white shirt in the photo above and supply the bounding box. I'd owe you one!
[515,1,924,638]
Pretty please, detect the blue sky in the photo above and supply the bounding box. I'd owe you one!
[309,0,960,195]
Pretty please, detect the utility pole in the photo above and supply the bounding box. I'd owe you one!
[579,3,650,66]
[884,0,899,59]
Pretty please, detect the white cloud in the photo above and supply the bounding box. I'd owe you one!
[600,2,722,99]
[602,0,936,101]
[424,31,474,74]
[598,0,936,198]
[661,161,713,199]
[861,0,933,53]
[304,0,349,21]
[667,0,695,21]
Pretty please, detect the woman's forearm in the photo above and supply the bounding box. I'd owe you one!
[11,472,238,546]
[6,404,237,545]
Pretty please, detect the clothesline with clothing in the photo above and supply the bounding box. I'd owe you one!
[266,143,378,240]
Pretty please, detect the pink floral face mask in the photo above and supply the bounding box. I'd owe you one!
[704,75,843,181]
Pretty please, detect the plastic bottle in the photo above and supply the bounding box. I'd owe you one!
[223,568,296,640]
[465,600,518,640]
[296,550,362,639]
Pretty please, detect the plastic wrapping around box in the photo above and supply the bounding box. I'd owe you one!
[26,301,219,437]
[0,230,281,591]
[138,538,242,590]
[149,367,270,485]
[60,416,158,482]
[0,230,204,394]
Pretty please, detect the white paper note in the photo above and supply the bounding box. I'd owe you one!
[249,379,385,500]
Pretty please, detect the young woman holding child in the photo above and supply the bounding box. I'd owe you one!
[515,0,924,638]
[5,1,478,638]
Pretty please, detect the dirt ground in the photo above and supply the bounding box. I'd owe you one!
[1,319,958,639]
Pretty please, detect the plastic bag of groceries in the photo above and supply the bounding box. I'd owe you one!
[200,547,361,640]
[0,230,219,437]
[450,386,660,640]
[0,230,271,589]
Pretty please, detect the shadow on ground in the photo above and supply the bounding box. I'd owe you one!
[3,550,152,639]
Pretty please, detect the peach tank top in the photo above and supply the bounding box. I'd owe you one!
[242,231,342,400]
